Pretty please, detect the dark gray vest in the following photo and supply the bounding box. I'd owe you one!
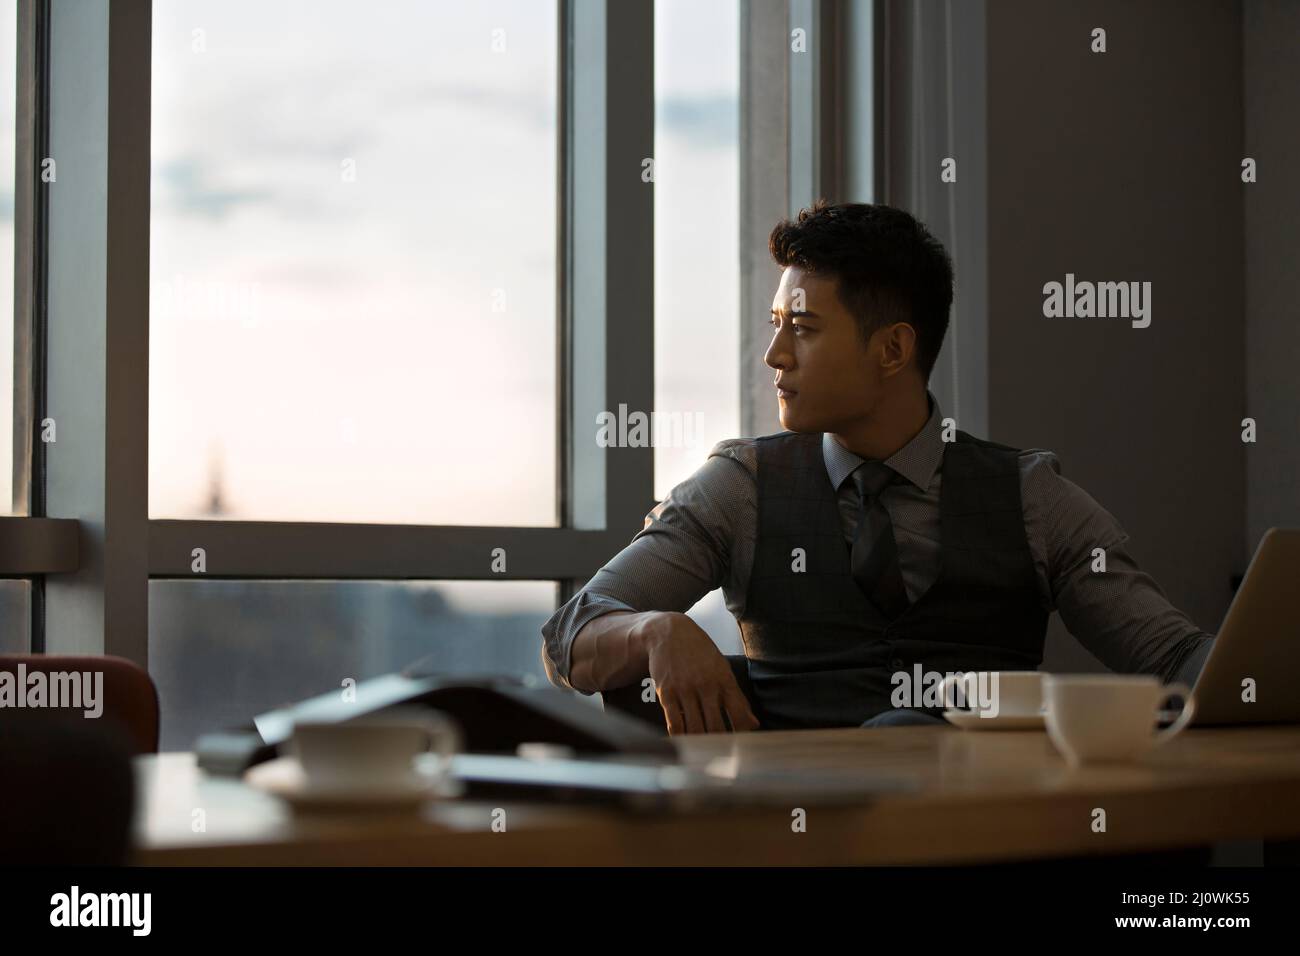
[737,429,1049,730]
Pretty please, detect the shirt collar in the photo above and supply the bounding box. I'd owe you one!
[822,389,945,492]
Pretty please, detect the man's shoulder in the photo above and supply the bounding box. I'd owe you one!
[709,431,822,469]
[649,438,760,528]
[954,430,1063,476]
[705,437,760,477]
[1010,446,1114,531]
[951,440,1115,551]
[1015,446,1063,476]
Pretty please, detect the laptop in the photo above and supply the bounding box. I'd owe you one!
[1187,528,1300,726]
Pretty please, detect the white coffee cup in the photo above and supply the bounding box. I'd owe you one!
[1044,675,1195,766]
[290,708,461,790]
[936,670,1044,719]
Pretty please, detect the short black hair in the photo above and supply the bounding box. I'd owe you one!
[768,200,954,381]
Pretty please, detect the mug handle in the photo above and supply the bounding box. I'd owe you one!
[1152,683,1196,746]
[936,672,973,710]
[388,712,463,772]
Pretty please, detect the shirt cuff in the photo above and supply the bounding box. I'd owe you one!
[1172,635,1215,688]
[541,591,639,695]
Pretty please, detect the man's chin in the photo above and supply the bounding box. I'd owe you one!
[778,409,819,433]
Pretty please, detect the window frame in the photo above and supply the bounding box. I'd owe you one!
[11,0,856,669]
[5,0,76,656]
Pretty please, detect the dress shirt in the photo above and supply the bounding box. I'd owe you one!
[542,389,1216,694]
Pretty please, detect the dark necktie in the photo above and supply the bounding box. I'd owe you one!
[850,461,910,620]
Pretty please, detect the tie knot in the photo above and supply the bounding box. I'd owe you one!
[851,460,897,500]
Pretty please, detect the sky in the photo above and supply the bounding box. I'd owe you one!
[146,0,740,525]
[150,0,560,525]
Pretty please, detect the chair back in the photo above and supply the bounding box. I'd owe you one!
[0,654,160,754]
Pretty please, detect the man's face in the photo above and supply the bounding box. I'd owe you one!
[765,266,885,433]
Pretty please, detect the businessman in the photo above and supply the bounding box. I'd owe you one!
[541,200,1216,735]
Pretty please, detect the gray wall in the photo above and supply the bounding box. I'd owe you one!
[1244,0,1300,552]
[738,0,1287,674]
[986,0,1247,671]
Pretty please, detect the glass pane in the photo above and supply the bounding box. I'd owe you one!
[0,0,16,515]
[653,0,740,501]
[0,579,30,653]
[149,1,558,525]
[150,579,560,751]
[686,585,742,656]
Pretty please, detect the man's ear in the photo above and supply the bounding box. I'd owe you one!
[879,322,918,372]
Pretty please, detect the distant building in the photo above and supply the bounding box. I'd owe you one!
[204,444,226,516]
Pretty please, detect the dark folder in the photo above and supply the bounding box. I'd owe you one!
[196,672,676,776]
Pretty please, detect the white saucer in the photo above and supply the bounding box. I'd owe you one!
[943,709,1046,731]
[244,756,463,812]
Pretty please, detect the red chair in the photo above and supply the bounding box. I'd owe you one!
[0,654,159,754]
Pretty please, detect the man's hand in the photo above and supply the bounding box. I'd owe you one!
[635,612,761,735]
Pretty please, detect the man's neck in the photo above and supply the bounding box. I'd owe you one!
[830,386,930,462]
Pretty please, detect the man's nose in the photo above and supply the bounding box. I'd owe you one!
[764,328,791,371]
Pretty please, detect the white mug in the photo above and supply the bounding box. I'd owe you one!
[1044,675,1195,766]
[290,708,461,790]
[936,670,1045,719]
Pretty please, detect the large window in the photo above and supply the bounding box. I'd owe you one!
[149,0,559,526]
[143,0,565,744]
[14,1,825,743]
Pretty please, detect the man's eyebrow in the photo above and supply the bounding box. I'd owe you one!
[770,308,821,318]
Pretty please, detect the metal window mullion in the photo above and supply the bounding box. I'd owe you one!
[739,0,791,439]
[148,521,623,581]
[599,0,654,538]
[817,0,846,202]
[556,0,571,532]
[12,0,43,518]
[43,0,151,663]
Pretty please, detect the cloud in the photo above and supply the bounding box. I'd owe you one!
[656,94,738,148]
[153,157,277,221]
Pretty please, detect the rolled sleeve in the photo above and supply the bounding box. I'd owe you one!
[541,591,637,694]
[538,439,755,693]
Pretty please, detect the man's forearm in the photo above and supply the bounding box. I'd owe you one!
[567,610,671,694]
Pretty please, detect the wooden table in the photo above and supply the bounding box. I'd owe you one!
[132,724,1300,865]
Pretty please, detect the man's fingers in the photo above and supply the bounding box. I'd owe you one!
[658,689,685,736]
[722,687,760,732]
[680,695,707,735]
[659,688,705,736]
[700,693,729,734]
